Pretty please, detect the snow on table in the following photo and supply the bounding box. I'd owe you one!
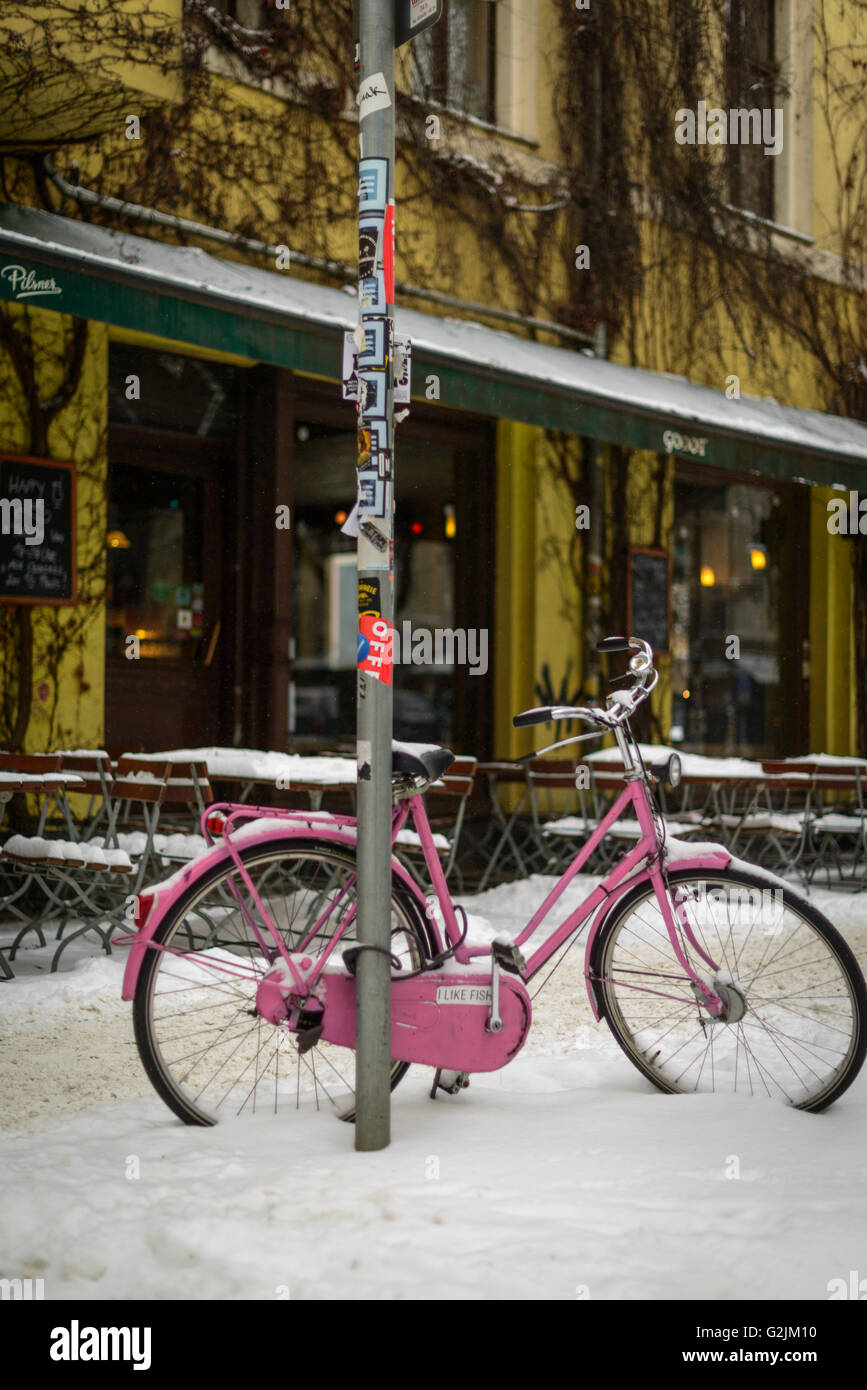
[127,744,451,786]
[586,745,769,779]
[127,747,358,784]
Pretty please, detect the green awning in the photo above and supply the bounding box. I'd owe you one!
[2,200,867,489]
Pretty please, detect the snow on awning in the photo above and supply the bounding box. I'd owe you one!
[1,201,867,488]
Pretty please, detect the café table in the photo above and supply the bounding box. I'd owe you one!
[126,748,359,812]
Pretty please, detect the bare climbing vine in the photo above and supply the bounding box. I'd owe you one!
[1,0,866,742]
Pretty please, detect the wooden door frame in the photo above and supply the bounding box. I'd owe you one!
[106,423,236,748]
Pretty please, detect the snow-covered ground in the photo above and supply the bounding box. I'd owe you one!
[2,872,867,1301]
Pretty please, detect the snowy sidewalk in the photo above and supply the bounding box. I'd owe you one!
[2,874,867,1300]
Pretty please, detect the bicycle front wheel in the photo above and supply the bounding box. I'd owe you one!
[133,837,435,1125]
[591,866,866,1111]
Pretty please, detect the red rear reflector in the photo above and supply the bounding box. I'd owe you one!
[133,892,156,931]
[206,812,226,836]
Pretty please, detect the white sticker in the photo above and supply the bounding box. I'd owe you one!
[340,502,360,538]
[357,72,392,122]
[435,985,493,1006]
[359,530,389,571]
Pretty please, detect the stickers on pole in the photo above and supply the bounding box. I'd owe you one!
[357,369,387,419]
[359,216,383,280]
[358,158,388,213]
[358,514,390,571]
[359,272,386,313]
[343,331,411,403]
[357,469,391,519]
[358,577,393,684]
[359,317,388,369]
[357,72,392,122]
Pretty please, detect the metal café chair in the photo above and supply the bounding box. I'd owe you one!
[474,761,538,891]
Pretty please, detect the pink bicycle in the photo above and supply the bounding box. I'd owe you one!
[124,637,867,1121]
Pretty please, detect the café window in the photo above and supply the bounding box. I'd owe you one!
[292,423,470,747]
[106,468,209,661]
[670,474,806,756]
[108,345,239,440]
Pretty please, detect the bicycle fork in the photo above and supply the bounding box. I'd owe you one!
[650,865,729,1020]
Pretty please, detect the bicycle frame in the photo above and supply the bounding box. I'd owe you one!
[121,768,733,1030]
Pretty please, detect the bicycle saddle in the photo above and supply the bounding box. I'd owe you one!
[392,741,455,784]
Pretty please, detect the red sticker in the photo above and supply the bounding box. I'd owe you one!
[358,613,393,684]
[383,202,395,303]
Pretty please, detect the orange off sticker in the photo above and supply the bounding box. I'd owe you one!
[358,613,393,684]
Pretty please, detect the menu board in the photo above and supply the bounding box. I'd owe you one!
[628,548,670,654]
[0,453,76,604]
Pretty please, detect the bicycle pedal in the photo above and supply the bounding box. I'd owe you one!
[491,939,527,975]
[430,1068,471,1098]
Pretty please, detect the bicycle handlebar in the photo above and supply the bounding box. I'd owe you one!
[512,635,657,730]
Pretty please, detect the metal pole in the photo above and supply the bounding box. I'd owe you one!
[354,0,396,1151]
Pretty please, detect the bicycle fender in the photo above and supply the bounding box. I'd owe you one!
[582,847,731,1019]
[120,825,435,1001]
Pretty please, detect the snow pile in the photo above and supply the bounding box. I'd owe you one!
[2,836,131,870]
[1,872,867,1299]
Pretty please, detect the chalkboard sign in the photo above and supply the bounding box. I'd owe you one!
[628,548,670,654]
[0,453,76,604]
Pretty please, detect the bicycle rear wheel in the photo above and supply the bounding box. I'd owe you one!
[591,866,866,1111]
[133,837,435,1125]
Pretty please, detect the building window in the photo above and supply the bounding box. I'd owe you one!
[413,0,497,124]
[289,398,495,755]
[725,0,777,220]
[292,424,461,745]
[670,474,806,756]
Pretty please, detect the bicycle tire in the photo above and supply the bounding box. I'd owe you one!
[133,836,437,1125]
[590,865,867,1111]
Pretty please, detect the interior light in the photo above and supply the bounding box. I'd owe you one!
[106,530,132,549]
[444,504,456,539]
[411,521,423,535]
[749,545,767,570]
[335,510,348,525]
[682,689,691,699]
[699,566,715,587]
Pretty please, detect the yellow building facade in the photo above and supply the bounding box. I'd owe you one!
[0,0,865,761]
